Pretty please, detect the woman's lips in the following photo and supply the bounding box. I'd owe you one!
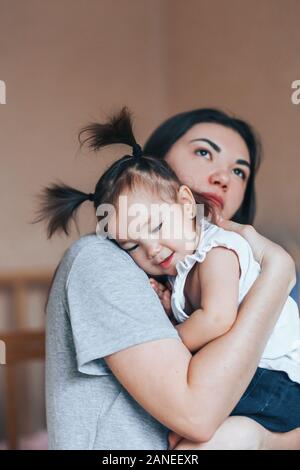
[201,192,224,209]
[159,252,175,269]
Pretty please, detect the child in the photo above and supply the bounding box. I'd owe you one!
[37,108,300,441]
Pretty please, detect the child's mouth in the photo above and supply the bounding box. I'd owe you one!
[159,252,175,269]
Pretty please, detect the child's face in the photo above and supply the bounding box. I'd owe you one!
[108,185,200,276]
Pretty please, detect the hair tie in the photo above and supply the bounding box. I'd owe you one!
[132,143,143,159]
[87,193,95,202]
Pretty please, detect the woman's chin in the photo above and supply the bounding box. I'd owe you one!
[219,208,233,222]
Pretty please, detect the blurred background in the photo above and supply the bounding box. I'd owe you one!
[0,0,299,450]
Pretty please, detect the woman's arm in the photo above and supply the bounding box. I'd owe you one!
[105,226,296,442]
[176,247,240,352]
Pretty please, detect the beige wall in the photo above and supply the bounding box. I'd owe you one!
[163,0,300,264]
[0,0,299,268]
[0,0,168,271]
[0,0,299,443]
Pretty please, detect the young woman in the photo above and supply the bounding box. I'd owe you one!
[143,108,300,449]
[40,108,299,449]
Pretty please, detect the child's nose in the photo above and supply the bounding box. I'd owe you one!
[146,241,161,259]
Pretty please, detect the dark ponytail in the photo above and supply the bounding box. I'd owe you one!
[35,107,212,239]
[34,183,93,238]
[35,108,146,238]
[78,107,139,152]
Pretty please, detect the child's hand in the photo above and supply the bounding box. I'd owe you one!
[149,278,172,316]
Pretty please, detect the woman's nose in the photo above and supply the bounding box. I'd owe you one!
[208,169,230,190]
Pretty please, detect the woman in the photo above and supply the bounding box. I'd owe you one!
[43,108,299,449]
[143,108,300,449]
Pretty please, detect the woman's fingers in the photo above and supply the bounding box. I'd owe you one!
[215,217,295,288]
[172,416,267,450]
[216,217,265,264]
[168,431,183,450]
[216,215,251,236]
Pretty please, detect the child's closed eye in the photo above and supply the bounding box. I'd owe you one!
[151,221,163,233]
[124,243,139,253]
[122,221,163,252]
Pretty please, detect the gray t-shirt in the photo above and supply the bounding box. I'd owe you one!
[46,234,180,449]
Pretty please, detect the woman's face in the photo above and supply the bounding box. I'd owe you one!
[165,123,251,220]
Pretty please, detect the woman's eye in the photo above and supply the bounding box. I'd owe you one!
[233,168,247,180]
[152,221,163,233]
[195,149,211,160]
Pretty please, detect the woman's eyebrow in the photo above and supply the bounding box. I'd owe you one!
[236,159,251,169]
[189,138,221,152]
[190,138,251,170]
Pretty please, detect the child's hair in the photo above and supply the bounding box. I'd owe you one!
[35,107,213,238]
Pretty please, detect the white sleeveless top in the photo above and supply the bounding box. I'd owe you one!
[169,220,300,384]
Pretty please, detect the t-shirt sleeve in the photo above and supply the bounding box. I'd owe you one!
[66,241,180,376]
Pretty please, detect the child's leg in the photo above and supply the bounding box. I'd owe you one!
[231,368,300,433]
[262,427,300,450]
[171,417,300,450]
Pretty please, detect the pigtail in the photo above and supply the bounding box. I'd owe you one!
[34,183,91,238]
[78,106,139,152]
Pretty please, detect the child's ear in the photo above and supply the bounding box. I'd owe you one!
[177,185,196,218]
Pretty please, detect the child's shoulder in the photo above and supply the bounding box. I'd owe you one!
[202,220,252,251]
[198,220,254,265]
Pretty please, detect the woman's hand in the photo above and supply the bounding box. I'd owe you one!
[168,430,184,450]
[170,417,300,450]
[216,217,296,292]
[169,416,266,450]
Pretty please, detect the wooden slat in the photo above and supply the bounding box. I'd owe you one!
[4,366,18,450]
[0,271,52,449]
[0,330,45,365]
[0,271,53,286]
[14,281,27,328]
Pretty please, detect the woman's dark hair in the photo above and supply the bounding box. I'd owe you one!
[34,107,212,238]
[144,108,262,224]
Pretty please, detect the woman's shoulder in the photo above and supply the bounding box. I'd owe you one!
[66,232,109,258]
[54,233,131,287]
[66,233,125,261]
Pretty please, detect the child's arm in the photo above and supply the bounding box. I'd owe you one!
[176,247,240,353]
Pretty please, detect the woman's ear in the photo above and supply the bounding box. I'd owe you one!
[177,185,196,218]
